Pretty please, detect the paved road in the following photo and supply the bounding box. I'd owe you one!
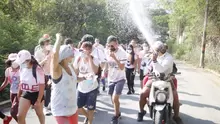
[1,61,220,124]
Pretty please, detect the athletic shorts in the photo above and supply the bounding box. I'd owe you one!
[22,91,44,105]
[108,79,125,95]
[77,88,98,110]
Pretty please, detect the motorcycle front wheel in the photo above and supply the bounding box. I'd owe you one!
[154,110,164,124]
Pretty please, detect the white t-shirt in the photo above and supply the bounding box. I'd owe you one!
[34,48,52,75]
[74,56,99,93]
[125,53,137,69]
[20,66,45,92]
[5,68,20,94]
[153,52,173,76]
[106,48,127,82]
[91,47,107,63]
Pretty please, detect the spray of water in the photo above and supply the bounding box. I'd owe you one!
[129,0,155,46]
[106,0,156,46]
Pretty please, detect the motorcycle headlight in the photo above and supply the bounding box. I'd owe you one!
[156,92,167,103]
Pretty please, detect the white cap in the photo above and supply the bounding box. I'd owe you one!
[59,45,75,62]
[14,50,31,65]
[8,53,18,61]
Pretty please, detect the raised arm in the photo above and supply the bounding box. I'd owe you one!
[50,33,63,79]
[88,56,99,74]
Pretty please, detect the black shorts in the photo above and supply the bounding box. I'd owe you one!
[22,91,44,105]
[140,69,144,81]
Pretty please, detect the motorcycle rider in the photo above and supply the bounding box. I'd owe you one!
[137,41,183,124]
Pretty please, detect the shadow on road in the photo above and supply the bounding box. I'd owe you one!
[79,106,151,124]
[180,100,220,111]
[178,91,201,96]
[180,112,215,124]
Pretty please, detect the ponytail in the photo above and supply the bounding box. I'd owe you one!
[30,55,40,67]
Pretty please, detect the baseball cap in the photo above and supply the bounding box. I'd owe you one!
[38,34,51,45]
[59,45,76,62]
[8,53,18,61]
[14,50,31,65]
[43,34,51,40]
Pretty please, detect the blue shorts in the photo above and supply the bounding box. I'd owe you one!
[108,79,125,95]
[77,88,98,110]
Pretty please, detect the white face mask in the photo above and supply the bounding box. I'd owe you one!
[143,47,148,51]
[80,52,87,58]
[45,45,51,51]
[20,63,28,68]
[127,50,132,53]
[11,62,19,69]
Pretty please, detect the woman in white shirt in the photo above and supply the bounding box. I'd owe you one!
[0,53,20,122]
[74,42,99,124]
[50,33,78,124]
[15,50,45,124]
[125,45,137,94]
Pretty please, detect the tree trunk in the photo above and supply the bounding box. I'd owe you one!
[199,0,209,68]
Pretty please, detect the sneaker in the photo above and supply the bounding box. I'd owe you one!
[43,108,52,116]
[102,85,106,91]
[83,117,88,124]
[3,116,12,124]
[173,116,183,124]
[111,116,119,124]
[118,112,121,119]
[127,91,132,95]
[137,110,146,122]
[131,89,135,94]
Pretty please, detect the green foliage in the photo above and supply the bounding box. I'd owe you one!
[150,9,169,42]
[0,0,130,101]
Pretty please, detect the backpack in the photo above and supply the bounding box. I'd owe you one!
[31,55,45,84]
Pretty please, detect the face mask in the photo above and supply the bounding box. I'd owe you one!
[81,52,87,58]
[20,63,28,68]
[45,45,51,51]
[127,50,132,53]
[143,47,148,51]
[11,62,19,69]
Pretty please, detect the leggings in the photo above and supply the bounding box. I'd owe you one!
[125,68,135,91]
[44,75,51,107]
[10,93,18,121]
[0,111,5,119]
[55,112,78,124]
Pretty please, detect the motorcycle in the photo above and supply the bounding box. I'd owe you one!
[148,73,175,124]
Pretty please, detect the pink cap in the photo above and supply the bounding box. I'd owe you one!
[43,34,51,40]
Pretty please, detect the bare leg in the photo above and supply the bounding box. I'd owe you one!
[139,87,150,112]
[112,94,120,116]
[17,98,31,124]
[87,110,95,124]
[34,102,45,124]
[78,108,88,118]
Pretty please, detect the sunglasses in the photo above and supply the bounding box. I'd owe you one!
[107,45,114,48]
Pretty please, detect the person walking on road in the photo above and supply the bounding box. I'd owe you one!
[74,42,99,124]
[50,33,78,124]
[0,53,20,122]
[34,34,53,115]
[15,50,45,124]
[103,35,127,124]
